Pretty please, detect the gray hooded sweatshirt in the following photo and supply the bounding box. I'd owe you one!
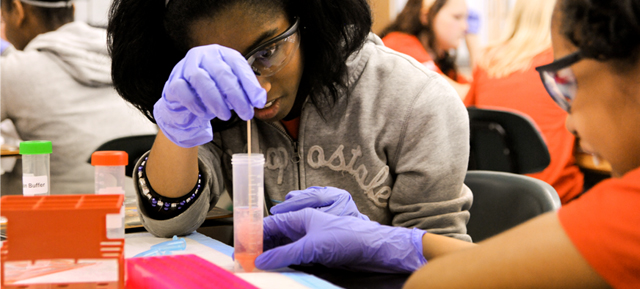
[135,33,473,241]
[1,22,157,195]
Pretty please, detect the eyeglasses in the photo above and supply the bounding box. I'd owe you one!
[244,17,300,77]
[535,51,583,113]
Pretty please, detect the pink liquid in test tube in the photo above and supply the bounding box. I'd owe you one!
[232,153,265,272]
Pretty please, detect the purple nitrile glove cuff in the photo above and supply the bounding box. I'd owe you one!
[411,228,428,269]
[346,226,427,273]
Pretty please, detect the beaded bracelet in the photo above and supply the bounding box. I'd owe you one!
[137,156,202,214]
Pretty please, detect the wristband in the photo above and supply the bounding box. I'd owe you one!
[137,156,203,219]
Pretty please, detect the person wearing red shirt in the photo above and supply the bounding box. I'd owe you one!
[464,0,583,204]
[380,0,478,98]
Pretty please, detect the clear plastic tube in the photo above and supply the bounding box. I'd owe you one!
[92,151,128,239]
[232,153,265,273]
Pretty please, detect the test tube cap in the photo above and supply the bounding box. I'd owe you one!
[19,140,52,155]
[92,150,128,166]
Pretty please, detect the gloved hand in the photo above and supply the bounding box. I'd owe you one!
[154,44,267,148]
[256,208,427,273]
[467,9,481,35]
[270,186,370,221]
[0,39,10,54]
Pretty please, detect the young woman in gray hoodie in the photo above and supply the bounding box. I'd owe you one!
[107,0,473,242]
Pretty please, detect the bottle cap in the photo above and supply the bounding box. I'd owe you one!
[91,151,128,166]
[19,140,52,155]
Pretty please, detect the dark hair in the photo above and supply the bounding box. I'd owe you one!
[560,0,640,71]
[107,0,372,124]
[379,0,458,79]
[1,0,73,30]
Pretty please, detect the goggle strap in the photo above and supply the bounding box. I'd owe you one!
[20,0,72,8]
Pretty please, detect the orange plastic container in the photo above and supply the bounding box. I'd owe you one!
[1,194,125,289]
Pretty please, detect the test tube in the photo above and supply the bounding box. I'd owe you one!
[91,151,128,239]
[232,153,265,273]
[19,140,52,196]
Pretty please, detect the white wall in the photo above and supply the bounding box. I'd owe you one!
[392,0,408,19]
[74,0,112,27]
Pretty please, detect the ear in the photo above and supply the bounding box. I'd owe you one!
[7,0,26,27]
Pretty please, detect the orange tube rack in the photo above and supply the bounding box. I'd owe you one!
[1,194,124,289]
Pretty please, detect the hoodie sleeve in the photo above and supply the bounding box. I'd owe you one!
[389,74,473,242]
[133,142,225,237]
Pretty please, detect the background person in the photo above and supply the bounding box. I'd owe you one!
[0,0,157,195]
[380,0,480,98]
[464,0,584,204]
[107,0,472,240]
[255,0,640,287]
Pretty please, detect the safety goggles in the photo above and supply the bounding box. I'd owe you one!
[535,51,583,113]
[244,17,300,77]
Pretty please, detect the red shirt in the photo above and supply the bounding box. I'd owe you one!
[281,118,300,141]
[382,32,468,84]
[559,167,640,288]
[464,49,583,204]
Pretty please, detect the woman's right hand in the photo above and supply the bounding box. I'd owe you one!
[153,44,267,148]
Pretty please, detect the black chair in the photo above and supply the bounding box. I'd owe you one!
[465,170,561,243]
[88,134,156,177]
[467,107,551,174]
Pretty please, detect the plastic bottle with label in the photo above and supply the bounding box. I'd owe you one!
[19,140,52,196]
[91,150,128,239]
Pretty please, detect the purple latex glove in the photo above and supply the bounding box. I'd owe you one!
[467,9,481,35]
[154,44,267,148]
[0,39,10,54]
[270,186,370,221]
[256,208,427,273]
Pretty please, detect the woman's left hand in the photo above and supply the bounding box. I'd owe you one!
[257,208,427,273]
